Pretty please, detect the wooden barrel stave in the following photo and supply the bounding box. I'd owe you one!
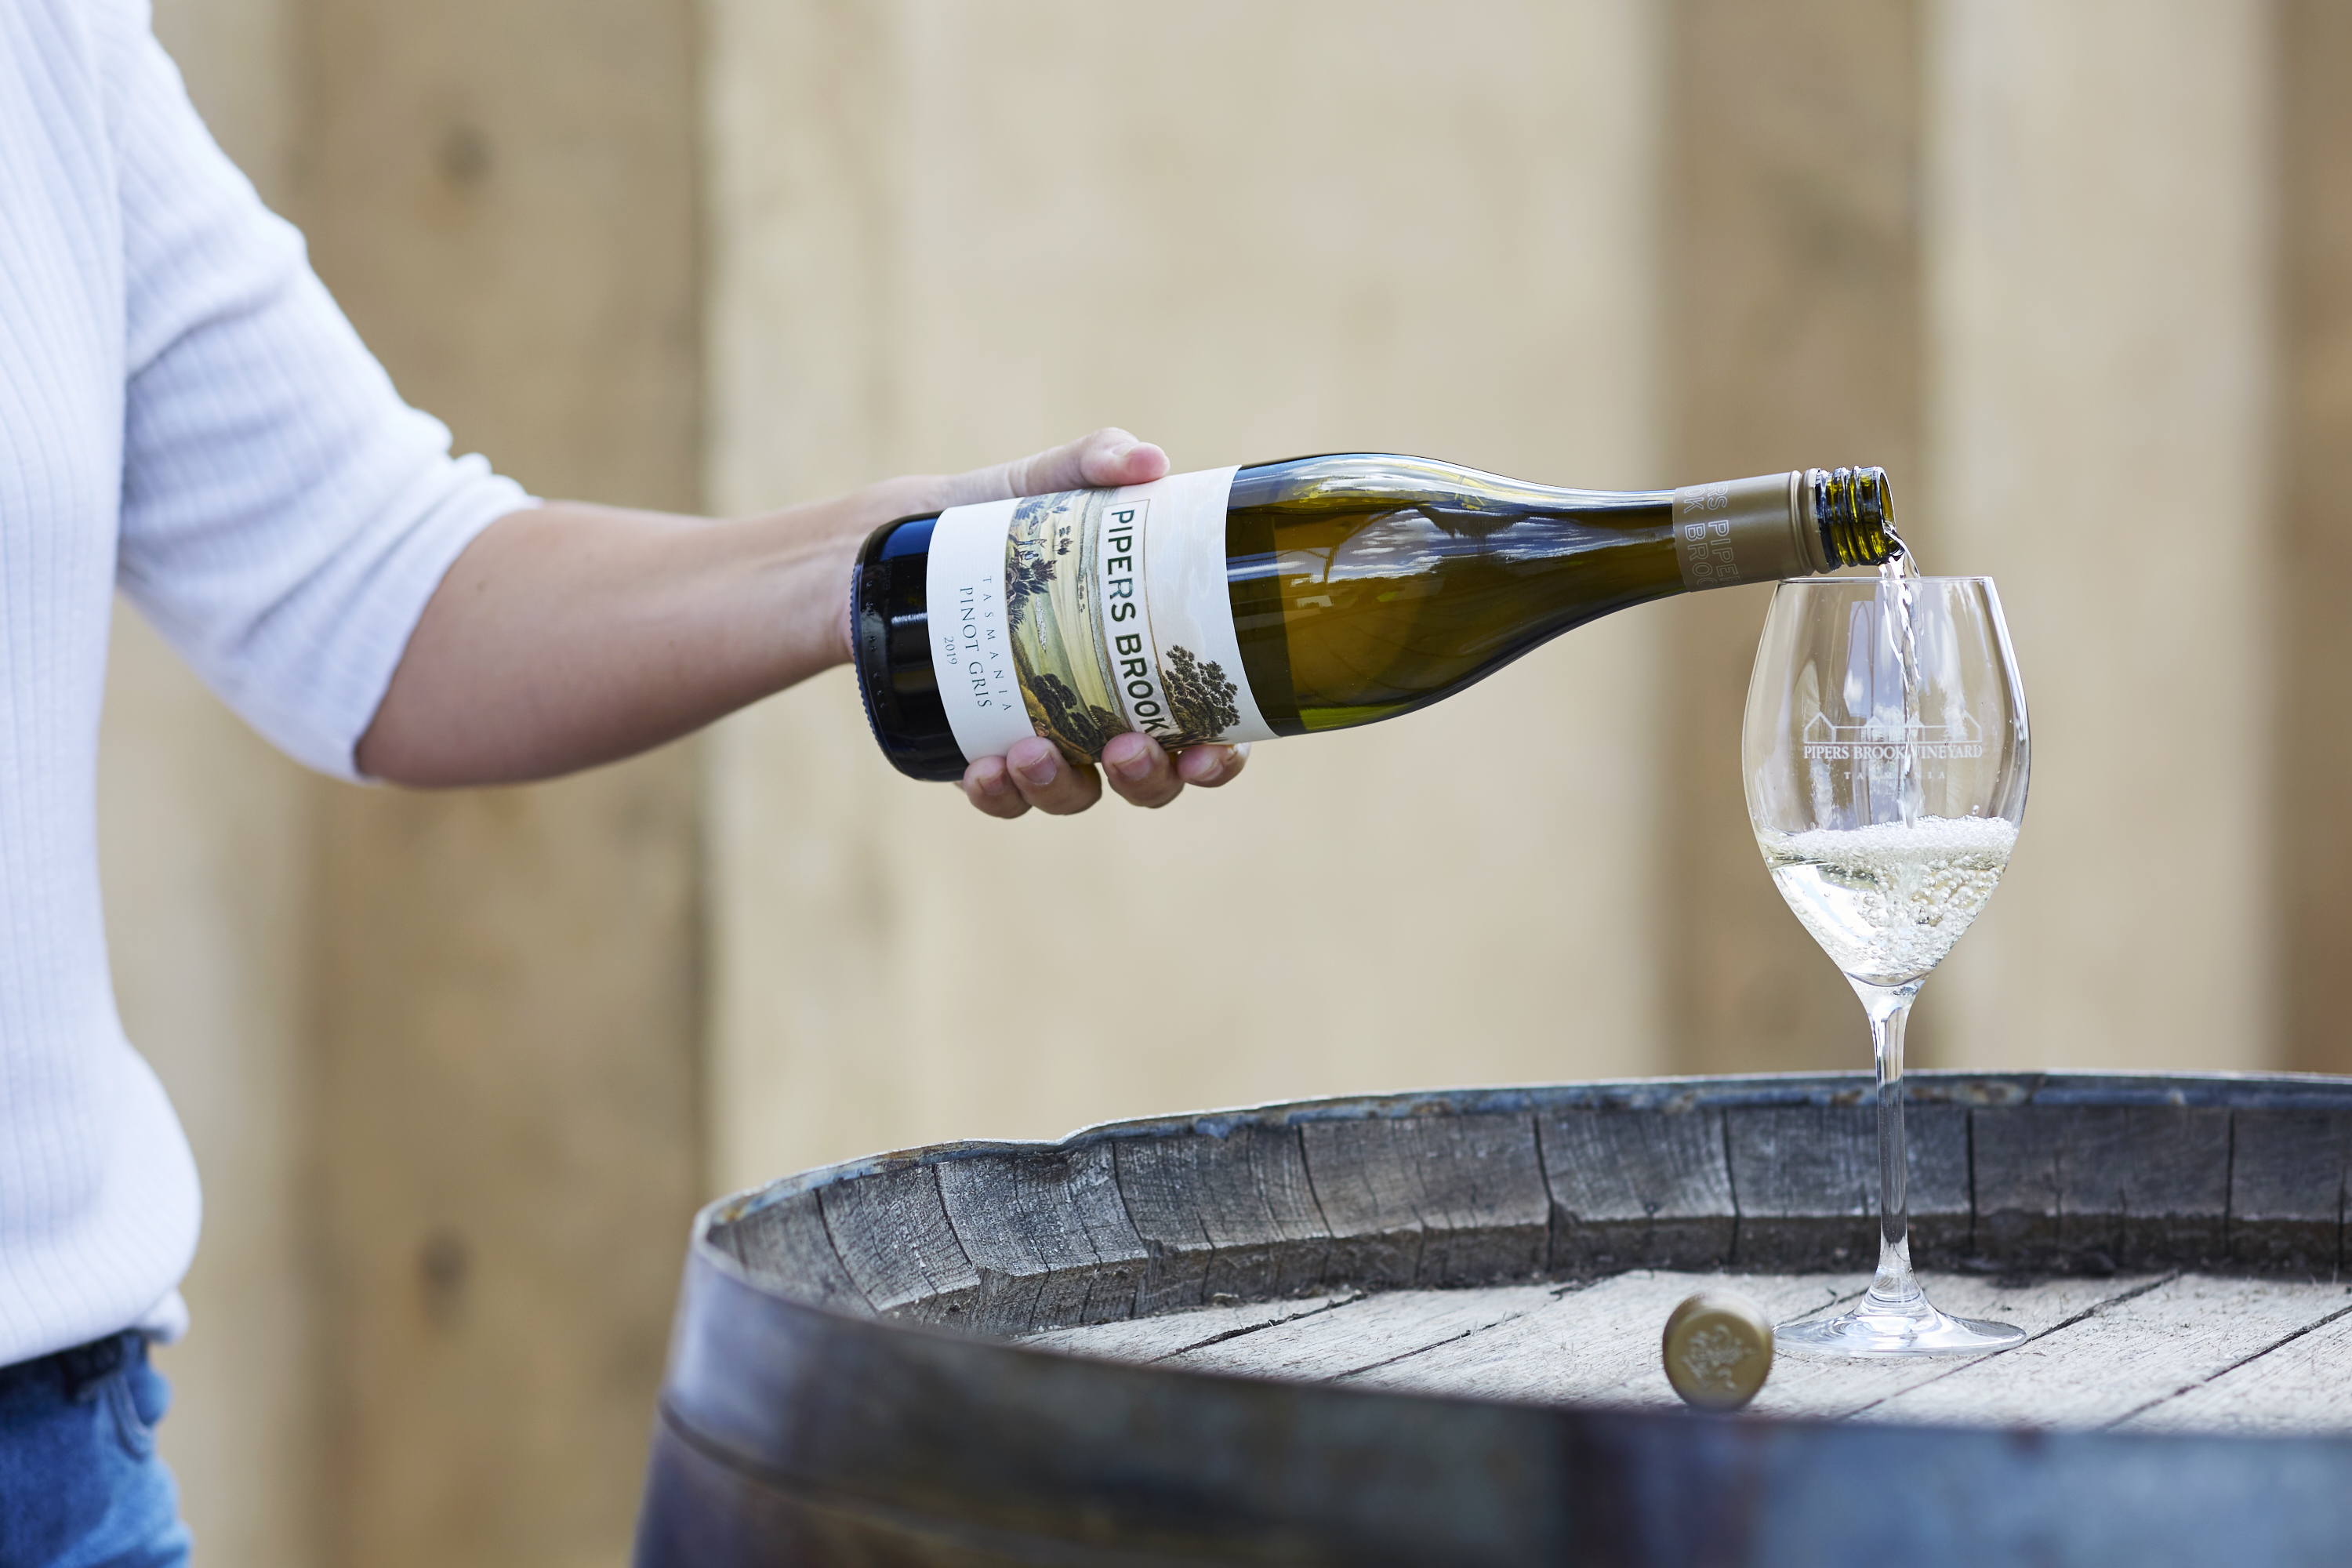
[1541,1102,1737,1273]
[647,1251,1573,1566]
[719,1189,871,1317]
[643,1072,2352,1566]
[935,1145,1151,1338]
[2229,1107,2352,1271]
[724,1073,2352,1329]
[1973,1104,2234,1271]
[1113,1122,1328,1311]
[1296,1111,1552,1289]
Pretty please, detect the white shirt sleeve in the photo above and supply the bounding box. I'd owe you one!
[103,1,535,780]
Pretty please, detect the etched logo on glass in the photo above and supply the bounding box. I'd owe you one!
[1800,710,1988,763]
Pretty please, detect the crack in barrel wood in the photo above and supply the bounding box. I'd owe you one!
[641,1072,2352,1566]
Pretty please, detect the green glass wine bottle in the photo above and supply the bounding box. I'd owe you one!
[853,453,1899,780]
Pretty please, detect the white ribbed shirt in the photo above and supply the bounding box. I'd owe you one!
[1,0,531,1365]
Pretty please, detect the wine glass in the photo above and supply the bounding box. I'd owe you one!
[1744,575,2029,1356]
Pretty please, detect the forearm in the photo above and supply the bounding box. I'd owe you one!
[356,490,881,786]
[356,430,1178,790]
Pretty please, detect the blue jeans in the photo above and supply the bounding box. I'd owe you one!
[0,1334,191,1568]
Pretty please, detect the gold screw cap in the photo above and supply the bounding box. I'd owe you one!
[1662,1290,1774,1412]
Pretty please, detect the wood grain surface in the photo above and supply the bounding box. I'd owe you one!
[1301,1113,1551,1288]
[935,1145,1149,1335]
[1347,1271,1860,1406]
[2227,1109,2352,1271]
[724,1191,873,1318]
[1538,1105,1735,1272]
[1725,1103,1970,1268]
[1113,1124,1329,1312]
[1973,1105,2234,1269]
[817,1165,978,1323]
[1022,1269,2352,1436]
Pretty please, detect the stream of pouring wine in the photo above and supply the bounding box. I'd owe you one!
[1880,528,1922,827]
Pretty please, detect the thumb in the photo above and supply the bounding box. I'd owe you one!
[940,428,1171,506]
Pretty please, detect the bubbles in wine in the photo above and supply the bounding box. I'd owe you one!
[1759,815,2016,986]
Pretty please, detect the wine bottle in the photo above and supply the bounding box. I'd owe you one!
[852,454,1899,781]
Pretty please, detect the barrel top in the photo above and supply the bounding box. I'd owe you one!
[644,1071,2352,1567]
[696,1068,2352,1429]
[710,1068,2352,1225]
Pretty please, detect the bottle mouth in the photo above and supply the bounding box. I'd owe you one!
[1809,466,1900,568]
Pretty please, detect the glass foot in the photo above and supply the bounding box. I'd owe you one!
[1777,1289,2027,1358]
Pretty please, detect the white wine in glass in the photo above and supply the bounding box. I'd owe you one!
[1744,572,2029,1356]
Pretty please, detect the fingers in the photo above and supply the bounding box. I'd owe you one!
[961,735,1104,818]
[1100,731,1184,809]
[1064,428,1171,491]
[940,428,1171,508]
[1175,741,1248,788]
[963,736,1249,819]
[960,755,1032,819]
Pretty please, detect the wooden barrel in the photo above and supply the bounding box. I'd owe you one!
[633,1073,2352,1566]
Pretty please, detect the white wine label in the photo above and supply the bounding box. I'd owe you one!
[926,465,1272,763]
[1133,466,1272,746]
[1094,495,1174,735]
[925,495,1036,762]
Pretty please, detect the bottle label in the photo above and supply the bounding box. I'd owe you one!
[1671,471,1819,590]
[925,465,1273,763]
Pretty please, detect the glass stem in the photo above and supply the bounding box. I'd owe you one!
[1857,979,1925,1309]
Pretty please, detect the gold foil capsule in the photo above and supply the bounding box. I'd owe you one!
[1662,1290,1774,1411]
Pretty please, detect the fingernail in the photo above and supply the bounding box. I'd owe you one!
[1015,750,1057,788]
[1109,441,1138,461]
[1108,737,1152,781]
[977,767,1010,797]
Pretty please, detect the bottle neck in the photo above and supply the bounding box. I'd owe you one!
[1668,466,1900,593]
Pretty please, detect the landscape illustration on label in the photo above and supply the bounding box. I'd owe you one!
[1004,487,1243,759]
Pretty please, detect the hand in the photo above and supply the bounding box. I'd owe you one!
[828,426,1172,661]
[961,732,1252,819]
[912,429,1252,819]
